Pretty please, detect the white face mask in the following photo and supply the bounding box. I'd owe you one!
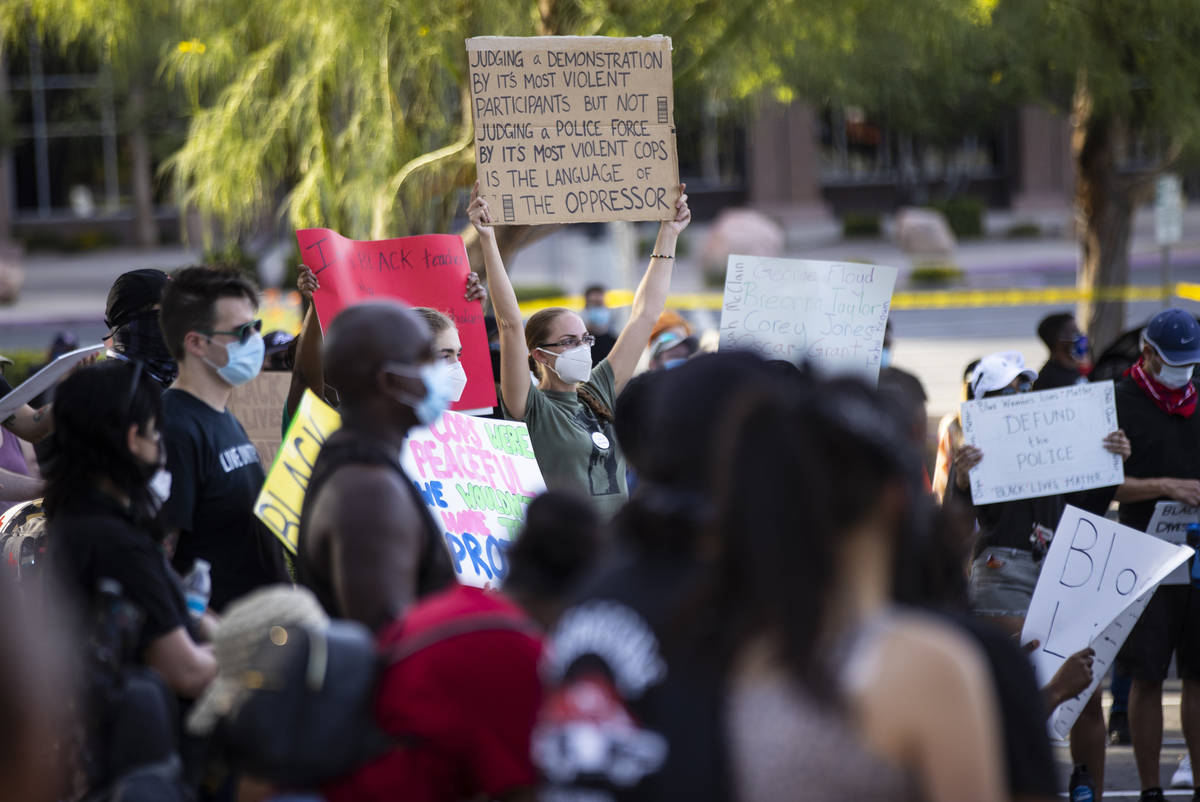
[1157,362,1195,389]
[148,468,173,513]
[445,360,468,402]
[539,344,592,384]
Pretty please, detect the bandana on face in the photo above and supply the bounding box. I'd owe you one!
[112,312,178,386]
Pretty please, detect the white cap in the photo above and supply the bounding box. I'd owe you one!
[970,351,1038,399]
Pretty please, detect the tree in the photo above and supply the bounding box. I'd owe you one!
[998,0,1200,350]
[161,0,836,269]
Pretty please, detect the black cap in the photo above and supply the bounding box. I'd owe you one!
[105,269,170,332]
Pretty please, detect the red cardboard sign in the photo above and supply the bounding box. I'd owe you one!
[296,228,497,411]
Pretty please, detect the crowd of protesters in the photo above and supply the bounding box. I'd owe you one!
[3,189,1200,802]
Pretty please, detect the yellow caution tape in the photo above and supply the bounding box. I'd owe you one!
[518,284,1189,316]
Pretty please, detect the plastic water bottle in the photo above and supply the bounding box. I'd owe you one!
[1069,763,1095,802]
[182,559,211,620]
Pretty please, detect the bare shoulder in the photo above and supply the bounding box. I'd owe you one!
[870,612,990,693]
[314,464,420,536]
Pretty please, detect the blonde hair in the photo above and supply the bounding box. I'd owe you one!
[414,307,455,335]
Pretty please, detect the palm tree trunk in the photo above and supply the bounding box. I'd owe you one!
[128,84,158,248]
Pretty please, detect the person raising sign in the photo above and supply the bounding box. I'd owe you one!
[469,181,691,518]
[284,266,486,432]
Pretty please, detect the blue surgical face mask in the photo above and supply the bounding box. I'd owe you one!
[1071,334,1089,361]
[662,358,688,370]
[880,347,893,369]
[205,332,264,387]
[584,307,612,331]
[387,360,455,425]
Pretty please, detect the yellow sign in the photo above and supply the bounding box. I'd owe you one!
[253,390,341,555]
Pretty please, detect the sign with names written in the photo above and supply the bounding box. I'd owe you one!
[467,35,679,225]
[1022,506,1191,739]
[717,255,896,382]
[253,391,546,588]
[960,381,1123,504]
[295,228,496,411]
[1145,501,1199,585]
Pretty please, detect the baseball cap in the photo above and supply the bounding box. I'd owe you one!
[970,351,1038,398]
[1143,308,1200,366]
[105,269,170,333]
[186,585,329,736]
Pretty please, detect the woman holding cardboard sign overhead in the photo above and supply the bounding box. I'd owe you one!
[469,180,690,518]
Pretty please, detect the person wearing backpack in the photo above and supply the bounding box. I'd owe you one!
[188,492,601,802]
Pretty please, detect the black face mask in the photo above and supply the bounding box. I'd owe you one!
[112,314,177,386]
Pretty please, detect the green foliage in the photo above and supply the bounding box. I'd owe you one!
[842,212,881,238]
[909,263,964,287]
[0,350,48,385]
[929,196,984,239]
[1005,221,1041,238]
[19,228,122,252]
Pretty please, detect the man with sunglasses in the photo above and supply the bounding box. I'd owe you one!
[158,267,288,612]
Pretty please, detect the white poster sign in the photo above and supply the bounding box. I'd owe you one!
[717,255,896,382]
[0,344,105,421]
[1022,506,1192,739]
[960,381,1123,504]
[401,411,548,588]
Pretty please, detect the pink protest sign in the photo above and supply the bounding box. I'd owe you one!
[296,228,497,411]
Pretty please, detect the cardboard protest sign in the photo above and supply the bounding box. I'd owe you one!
[295,228,496,411]
[466,35,679,225]
[717,255,896,382]
[253,391,546,588]
[0,344,104,421]
[1145,501,1200,585]
[400,411,547,587]
[960,381,1123,505]
[1022,506,1191,739]
[226,372,292,469]
[254,390,342,555]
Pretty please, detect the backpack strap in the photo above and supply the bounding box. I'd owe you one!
[382,611,542,666]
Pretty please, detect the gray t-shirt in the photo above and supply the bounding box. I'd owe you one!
[513,359,627,518]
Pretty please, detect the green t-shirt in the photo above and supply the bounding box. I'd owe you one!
[512,359,628,518]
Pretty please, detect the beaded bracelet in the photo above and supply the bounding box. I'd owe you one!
[650,253,675,259]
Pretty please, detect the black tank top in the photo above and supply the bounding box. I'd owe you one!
[296,428,454,618]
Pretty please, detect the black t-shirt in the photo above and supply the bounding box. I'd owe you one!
[535,546,729,801]
[47,492,190,658]
[947,465,1115,555]
[1034,360,1087,391]
[944,612,1059,797]
[1116,376,1200,532]
[160,389,288,611]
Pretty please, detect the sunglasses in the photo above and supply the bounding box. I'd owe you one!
[537,334,596,350]
[202,318,263,345]
[987,380,1033,397]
